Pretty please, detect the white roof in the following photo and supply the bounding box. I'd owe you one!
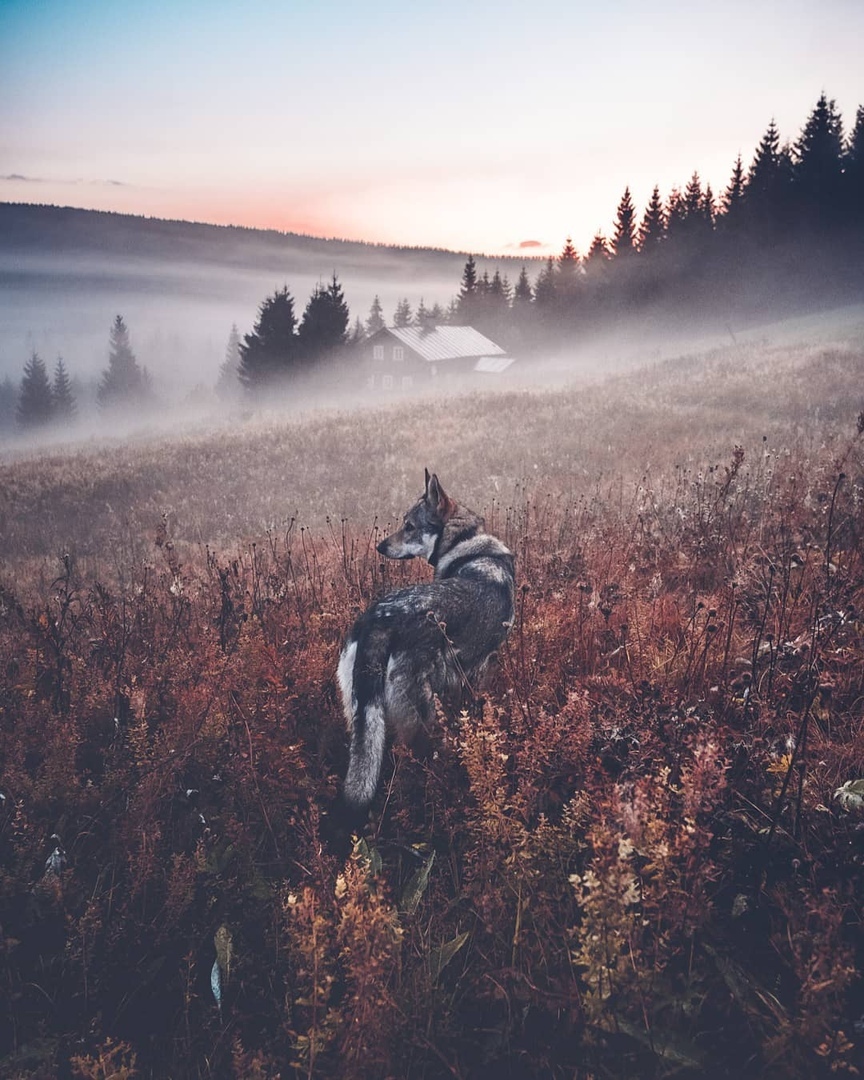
[386,325,506,363]
[473,355,515,374]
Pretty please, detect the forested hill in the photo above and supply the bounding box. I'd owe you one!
[0,202,526,278]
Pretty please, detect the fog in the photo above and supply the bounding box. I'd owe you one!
[0,249,478,389]
[0,205,526,390]
[2,204,863,457]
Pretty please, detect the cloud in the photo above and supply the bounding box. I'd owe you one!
[503,239,550,253]
[2,174,129,187]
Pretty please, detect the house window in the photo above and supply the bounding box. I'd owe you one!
[373,344,384,361]
[393,346,404,362]
[382,374,393,390]
[401,376,413,390]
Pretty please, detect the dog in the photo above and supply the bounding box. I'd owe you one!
[337,470,515,817]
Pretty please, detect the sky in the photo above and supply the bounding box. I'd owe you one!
[1,0,863,257]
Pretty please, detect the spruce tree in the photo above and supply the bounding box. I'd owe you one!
[490,269,511,305]
[350,316,366,344]
[557,237,581,302]
[845,105,864,223]
[794,92,844,229]
[533,257,557,307]
[17,351,54,428]
[296,274,350,363]
[513,265,533,306]
[719,154,746,230]
[393,298,413,328]
[612,186,637,257]
[683,172,703,220]
[702,184,716,229]
[366,295,385,335]
[97,315,150,411]
[638,185,666,252]
[0,375,16,433]
[238,286,298,392]
[414,298,431,329]
[52,357,76,422]
[215,324,242,400]
[585,232,611,271]
[455,256,478,323]
[744,119,794,236]
[665,187,686,243]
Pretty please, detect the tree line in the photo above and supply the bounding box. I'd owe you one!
[4,91,861,415]
[234,91,864,391]
[4,315,156,432]
[420,92,864,351]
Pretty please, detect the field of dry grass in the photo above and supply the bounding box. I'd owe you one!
[0,335,863,1077]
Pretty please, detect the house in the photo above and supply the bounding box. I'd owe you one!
[363,325,514,392]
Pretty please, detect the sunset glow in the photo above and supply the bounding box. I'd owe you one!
[1,0,863,255]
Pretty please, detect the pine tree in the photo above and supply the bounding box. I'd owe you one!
[638,185,666,252]
[585,232,611,270]
[556,237,581,311]
[393,298,413,328]
[533,257,557,307]
[238,286,298,392]
[794,92,844,229]
[612,186,637,257]
[52,357,76,422]
[665,187,686,242]
[679,173,712,247]
[719,154,746,231]
[17,351,54,428]
[296,274,350,363]
[0,375,16,433]
[845,105,864,223]
[350,316,366,344]
[747,118,781,199]
[97,316,150,411]
[513,265,533,306]
[683,172,703,220]
[429,302,446,324]
[414,298,431,328]
[455,256,478,323]
[744,119,794,235]
[215,324,242,400]
[366,295,386,335]
[490,269,512,306]
[702,184,716,229]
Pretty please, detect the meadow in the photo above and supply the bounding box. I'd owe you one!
[0,335,863,1078]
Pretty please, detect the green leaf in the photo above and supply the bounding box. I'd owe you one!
[399,850,435,915]
[429,931,469,982]
[353,837,383,878]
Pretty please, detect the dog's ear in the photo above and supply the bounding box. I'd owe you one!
[426,472,455,520]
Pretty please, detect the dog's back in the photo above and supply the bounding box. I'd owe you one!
[338,472,514,816]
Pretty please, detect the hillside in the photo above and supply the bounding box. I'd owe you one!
[1,333,862,568]
[0,203,529,386]
[0,338,863,1077]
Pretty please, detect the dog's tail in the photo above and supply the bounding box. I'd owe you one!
[343,625,389,815]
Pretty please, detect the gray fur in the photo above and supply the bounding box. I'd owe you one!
[339,471,515,816]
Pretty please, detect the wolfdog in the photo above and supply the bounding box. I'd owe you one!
[337,470,515,816]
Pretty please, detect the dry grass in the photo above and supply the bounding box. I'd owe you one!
[0,336,863,1078]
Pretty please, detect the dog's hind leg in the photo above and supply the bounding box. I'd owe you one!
[384,652,438,743]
